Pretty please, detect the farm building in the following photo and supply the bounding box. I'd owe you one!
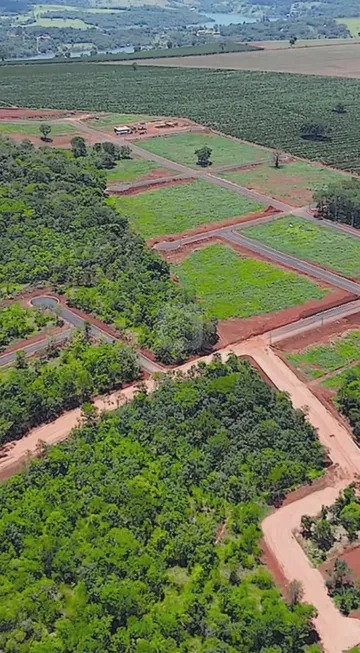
[114,125,133,135]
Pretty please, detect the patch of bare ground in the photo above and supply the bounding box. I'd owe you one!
[275,312,360,355]
[7,132,100,148]
[127,43,360,79]
[149,206,279,246]
[162,236,356,348]
[106,168,175,186]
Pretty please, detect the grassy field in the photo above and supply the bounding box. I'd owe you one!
[28,16,90,28]
[89,113,157,128]
[0,122,76,135]
[173,243,328,320]
[139,132,268,168]
[222,161,347,207]
[106,158,164,183]
[243,216,360,279]
[286,330,360,380]
[4,64,360,173]
[110,179,263,238]
[336,18,360,37]
[322,361,360,390]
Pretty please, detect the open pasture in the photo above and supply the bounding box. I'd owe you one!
[222,160,348,207]
[243,216,360,280]
[173,243,328,320]
[285,330,360,380]
[0,122,77,136]
[111,179,264,239]
[139,132,269,168]
[106,158,166,184]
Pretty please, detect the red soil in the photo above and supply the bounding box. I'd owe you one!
[0,107,70,120]
[106,167,175,186]
[148,206,279,246]
[109,176,195,196]
[260,537,290,598]
[275,311,360,355]
[320,543,360,586]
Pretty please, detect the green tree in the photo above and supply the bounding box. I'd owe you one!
[39,123,52,142]
[70,136,87,158]
[195,146,212,167]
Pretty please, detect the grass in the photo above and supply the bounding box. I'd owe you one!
[106,158,163,183]
[286,330,360,380]
[243,216,360,280]
[139,133,268,168]
[173,243,328,320]
[110,179,264,239]
[336,17,360,37]
[28,16,90,28]
[89,113,157,128]
[0,122,76,136]
[322,361,360,390]
[221,160,347,207]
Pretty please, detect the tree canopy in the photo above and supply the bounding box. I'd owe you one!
[0,356,323,652]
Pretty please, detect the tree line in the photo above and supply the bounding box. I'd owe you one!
[0,356,324,652]
[315,177,360,229]
[0,137,217,363]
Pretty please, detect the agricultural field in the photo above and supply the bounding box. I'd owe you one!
[89,112,157,128]
[173,243,328,320]
[222,160,347,207]
[106,158,166,183]
[0,122,76,136]
[285,330,360,381]
[111,179,264,239]
[3,64,360,173]
[139,43,360,80]
[139,132,268,168]
[243,216,360,279]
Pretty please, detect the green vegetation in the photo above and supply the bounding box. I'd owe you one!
[222,161,346,207]
[90,41,262,61]
[243,216,360,279]
[0,355,324,651]
[336,364,360,441]
[4,64,360,172]
[301,484,360,615]
[336,17,360,37]
[0,121,76,135]
[0,138,216,364]
[174,244,328,320]
[286,331,360,380]
[0,328,140,445]
[140,132,268,168]
[0,301,56,351]
[111,180,263,239]
[89,112,156,127]
[315,177,360,229]
[27,16,91,28]
[321,362,360,391]
[106,158,163,183]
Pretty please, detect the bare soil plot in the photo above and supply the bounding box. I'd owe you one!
[139,131,268,168]
[222,160,348,207]
[132,43,360,78]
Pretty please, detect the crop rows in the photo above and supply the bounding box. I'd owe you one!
[2,64,360,171]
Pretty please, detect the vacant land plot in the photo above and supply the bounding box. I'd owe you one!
[0,122,76,136]
[111,179,263,239]
[136,43,360,79]
[173,243,327,319]
[286,330,360,380]
[222,161,347,207]
[243,216,360,279]
[322,360,360,390]
[139,132,268,168]
[88,112,156,128]
[106,158,165,183]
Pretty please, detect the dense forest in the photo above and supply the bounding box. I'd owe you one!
[0,356,324,652]
[0,137,217,363]
[301,483,360,614]
[0,328,140,444]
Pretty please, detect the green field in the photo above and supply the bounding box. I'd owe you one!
[106,158,165,183]
[222,160,347,207]
[286,330,360,380]
[140,132,268,168]
[336,17,360,37]
[4,64,360,173]
[0,122,76,136]
[243,216,360,279]
[173,243,327,320]
[26,16,90,28]
[89,112,157,128]
[322,361,360,390]
[111,179,263,238]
